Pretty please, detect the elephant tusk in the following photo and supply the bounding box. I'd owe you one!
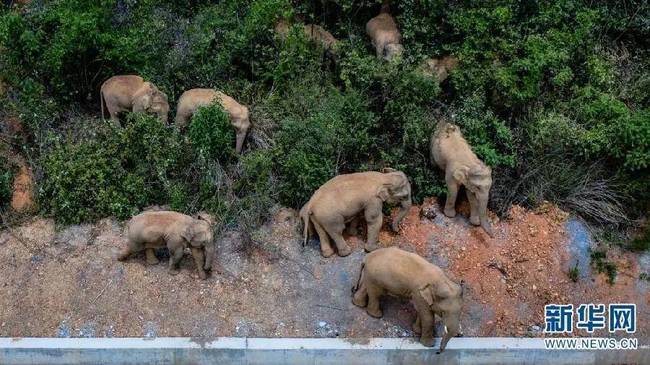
[444,326,448,334]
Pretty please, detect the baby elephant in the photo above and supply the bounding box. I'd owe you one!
[352,247,464,353]
[174,89,251,154]
[366,3,404,61]
[300,168,412,257]
[118,211,216,280]
[100,75,169,123]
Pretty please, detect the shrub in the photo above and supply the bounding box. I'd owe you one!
[451,92,515,168]
[39,114,186,223]
[188,103,235,163]
[273,85,376,206]
[0,154,14,212]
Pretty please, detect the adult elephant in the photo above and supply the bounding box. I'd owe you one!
[300,168,412,257]
[430,121,494,237]
[352,247,464,352]
[100,75,169,123]
[174,89,251,154]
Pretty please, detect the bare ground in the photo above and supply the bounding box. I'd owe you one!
[0,200,647,341]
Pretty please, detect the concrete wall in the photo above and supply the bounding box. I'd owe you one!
[1,337,647,365]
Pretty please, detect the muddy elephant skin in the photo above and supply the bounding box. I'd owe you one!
[118,211,216,280]
[352,247,464,353]
[430,121,494,237]
[300,169,412,257]
[100,75,169,123]
[174,88,251,154]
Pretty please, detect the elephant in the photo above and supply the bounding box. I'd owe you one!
[100,75,169,123]
[430,121,494,237]
[366,3,404,61]
[174,88,251,154]
[352,247,464,353]
[275,20,339,53]
[117,211,216,280]
[300,168,412,257]
[420,55,459,83]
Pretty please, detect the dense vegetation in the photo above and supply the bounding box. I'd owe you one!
[0,0,648,247]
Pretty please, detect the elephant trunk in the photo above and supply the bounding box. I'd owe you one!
[235,129,248,154]
[204,242,216,270]
[478,193,494,238]
[437,319,460,354]
[159,111,169,123]
[391,196,411,232]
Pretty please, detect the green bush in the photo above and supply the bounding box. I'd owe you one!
[1,0,648,247]
[273,85,376,206]
[189,103,236,163]
[0,155,15,211]
[39,114,186,223]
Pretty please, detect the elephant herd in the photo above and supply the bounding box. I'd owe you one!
[100,76,251,154]
[116,124,489,353]
[109,2,492,354]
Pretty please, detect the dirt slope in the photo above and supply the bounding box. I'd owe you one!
[0,201,647,341]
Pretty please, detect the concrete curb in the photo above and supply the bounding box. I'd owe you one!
[0,337,647,365]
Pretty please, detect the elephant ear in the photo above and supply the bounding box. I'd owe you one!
[452,166,470,185]
[418,284,436,307]
[197,212,215,226]
[138,83,154,109]
[376,184,391,202]
[181,225,195,244]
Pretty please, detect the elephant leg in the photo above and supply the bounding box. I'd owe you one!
[414,298,435,347]
[191,247,208,280]
[105,102,121,123]
[467,191,481,226]
[364,201,383,252]
[168,248,184,275]
[444,178,459,218]
[311,219,335,258]
[325,221,352,257]
[352,278,368,308]
[117,240,143,261]
[318,214,351,257]
[346,216,359,236]
[366,285,383,318]
[145,248,159,265]
[413,315,422,334]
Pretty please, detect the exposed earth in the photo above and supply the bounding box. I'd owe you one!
[0,200,647,342]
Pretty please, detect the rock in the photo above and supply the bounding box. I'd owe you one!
[419,206,437,220]
[10,160,36,213]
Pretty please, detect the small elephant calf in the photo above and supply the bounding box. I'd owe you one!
[352,247,464,353]
[118,211,216,280]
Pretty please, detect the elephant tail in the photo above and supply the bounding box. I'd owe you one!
[300,206,312,247]
[352,259,366,295]
[100,87,106,121]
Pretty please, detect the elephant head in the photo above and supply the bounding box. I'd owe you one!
[133,82,170,123]
[378,168,412,231]
[453,164,493,237]
[418,279,464,353]
[183,213,215,270]
[233,105,251,154]
[384,43,404,61]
